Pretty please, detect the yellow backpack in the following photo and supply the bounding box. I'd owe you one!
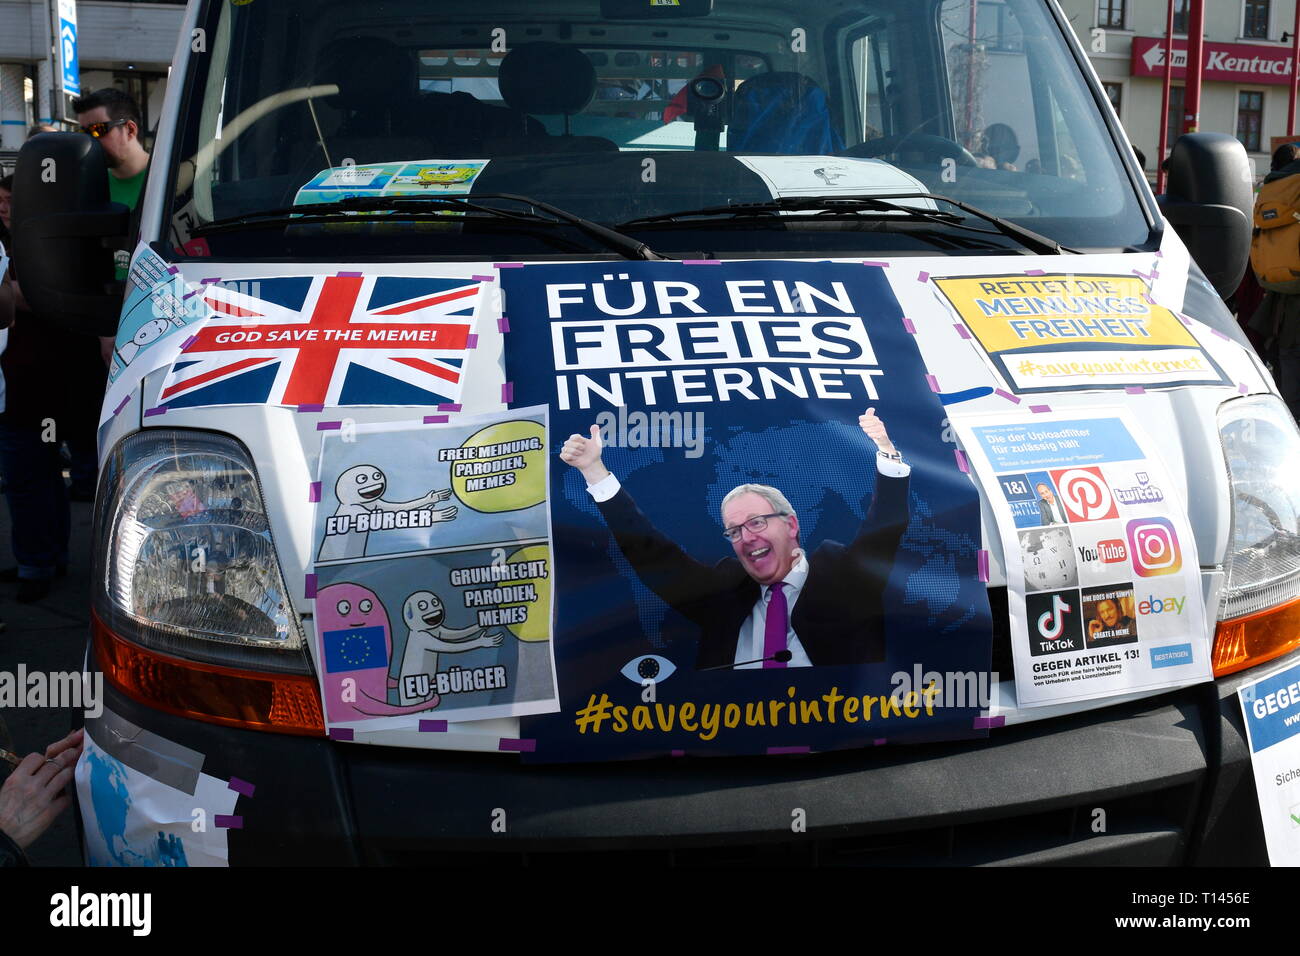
[1252,174,1300,292]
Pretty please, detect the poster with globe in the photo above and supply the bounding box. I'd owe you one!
[501,260,994,762]
[309,408,560,729]
[951,407,1212,707]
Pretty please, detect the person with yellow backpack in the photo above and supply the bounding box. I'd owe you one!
[1249,142,1300,420]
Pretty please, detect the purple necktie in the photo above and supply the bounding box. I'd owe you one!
[763,582,788,668]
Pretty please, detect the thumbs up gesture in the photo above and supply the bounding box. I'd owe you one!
[560,424,611,483]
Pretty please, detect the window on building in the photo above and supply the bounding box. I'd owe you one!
[1173,0,1188,34]
[1165,84,1185,147]
[1243,0,1270,39]
[1238,90,1264,152]
[1103,81,1123,118]
[1097,0,1125,29]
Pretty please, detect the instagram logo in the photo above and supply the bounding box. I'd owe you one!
[1126,517,1182,577]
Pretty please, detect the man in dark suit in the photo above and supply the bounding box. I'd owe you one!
[559,408,910,669]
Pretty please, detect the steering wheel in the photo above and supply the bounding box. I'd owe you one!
[844,133,978,167]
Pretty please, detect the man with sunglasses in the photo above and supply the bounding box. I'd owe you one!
[72,88,150,282]
[560,407,910,670]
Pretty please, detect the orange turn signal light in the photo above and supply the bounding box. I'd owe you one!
[1212,597,1300,678]
[92,610,326,736]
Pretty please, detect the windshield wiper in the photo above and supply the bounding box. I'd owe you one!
[619,192,1072,256]
[192,193,666,261]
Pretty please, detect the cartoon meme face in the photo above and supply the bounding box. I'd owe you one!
[403,590,445,630]
[318,581,388,635]
[336,465,387,506]
[134,318,171,346]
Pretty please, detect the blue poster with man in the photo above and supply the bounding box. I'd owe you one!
[502,260,992,761]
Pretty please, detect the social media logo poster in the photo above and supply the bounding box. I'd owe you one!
[951,406,1211,707]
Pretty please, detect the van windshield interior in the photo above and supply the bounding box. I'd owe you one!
[167,0,1154,260]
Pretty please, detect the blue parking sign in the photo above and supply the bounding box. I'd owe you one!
[60,19,80,96]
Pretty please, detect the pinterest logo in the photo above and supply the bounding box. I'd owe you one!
[1049,467,1118,522]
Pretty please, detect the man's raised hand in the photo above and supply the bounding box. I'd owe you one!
[858,407,897,456]
[559,424,611,484]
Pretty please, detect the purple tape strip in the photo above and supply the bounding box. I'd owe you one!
[296,403,325,413]
[304,574,317,599]
[954,324,972,340]
[328,727,353,741]
[973,715,1006,730]
[1029,404,1051,413]
[1024,269,1046,276]
[182,290,197,300]
[418,719,448,732]
[954,449,969,473]
[438,403,462,412]
[112,395,132,416]
[423,414,449,424]
[1124,385,1145,395]
[336,271,364,277]
[498,738,536,753]
[497,316,511,333]
[214,815,243,829]
[994,388,1021,404]
[199,277,220,285]
[471,274,495,282]
[466,333,479,349]
[916,270,930,283]
[143,406,167,418]
[493,262,525,269]
[873,738,887,746]
[180,334,198,350]
[316,420,342,431]
[1142,293,1155,305]
[977,550,990,582]
[862,260,889,268]
[308,482,321,503]
[670,749,686,757]
[502,382,514,403]
[766,746,811,755]
[166,265,180,275]
[1238,383,1250,394]
[901,317,916,334]
[925,374,940,393]
[682,259,723,265]
[1155,249,1164,258]
[227,777,256,798]
[1212,328,1230,340]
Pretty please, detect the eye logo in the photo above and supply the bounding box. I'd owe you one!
[620,655,677,684]
[1049,467,1117,522]
[1126,517,1182,576]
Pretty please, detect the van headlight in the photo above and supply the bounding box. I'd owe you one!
[94,429,309,674]
[1213,395,1300,675]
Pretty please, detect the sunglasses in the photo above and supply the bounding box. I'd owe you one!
[79,119,128,138]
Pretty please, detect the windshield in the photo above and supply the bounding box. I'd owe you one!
[166,0,1154,260]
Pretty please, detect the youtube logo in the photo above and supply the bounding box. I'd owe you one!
[1097,539,1127,563]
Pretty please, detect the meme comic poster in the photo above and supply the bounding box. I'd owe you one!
[502,260,994,762]
[311,409,558,728]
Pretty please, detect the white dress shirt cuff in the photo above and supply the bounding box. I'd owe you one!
[585,472,622,502]
[876,452,911,478]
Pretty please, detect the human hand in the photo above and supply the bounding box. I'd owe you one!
[859,407,896,456]
[559,425,610,483]
[0,731,82,850]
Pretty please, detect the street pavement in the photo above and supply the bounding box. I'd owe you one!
[0,496,95,866]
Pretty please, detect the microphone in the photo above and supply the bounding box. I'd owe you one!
[698,649,793,672]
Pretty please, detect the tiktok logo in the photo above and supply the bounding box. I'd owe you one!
[1037,593,1071,639]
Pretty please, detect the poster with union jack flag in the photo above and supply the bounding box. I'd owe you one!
[158,273,485,409]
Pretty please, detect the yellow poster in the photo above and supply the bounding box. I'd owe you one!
[933,274,1225,393]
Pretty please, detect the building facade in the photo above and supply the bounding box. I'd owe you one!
[1060,0,1300,180]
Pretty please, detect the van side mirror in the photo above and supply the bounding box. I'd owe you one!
[1157,133,1252,301]
[10,132,131,336]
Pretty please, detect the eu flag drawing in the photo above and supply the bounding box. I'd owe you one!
[323,625,389,673]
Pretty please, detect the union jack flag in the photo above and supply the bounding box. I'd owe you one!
[159,274,482,409]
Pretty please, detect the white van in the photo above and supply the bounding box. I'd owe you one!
[10,0,1297,865]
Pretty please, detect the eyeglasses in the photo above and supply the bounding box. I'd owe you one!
[79,119,128,138]
[722,513,788,541]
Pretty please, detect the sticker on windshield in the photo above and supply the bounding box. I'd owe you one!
[155,273,485,409]
[294,160,490,205]
[310,408,559,727]
[931,273,1229,394]
[951,406,1211,707]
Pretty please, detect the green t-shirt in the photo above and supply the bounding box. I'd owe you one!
[110,166,148,280]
